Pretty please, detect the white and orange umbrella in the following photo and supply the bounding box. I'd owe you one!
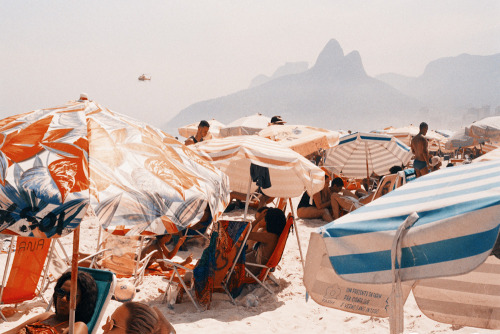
[219,113,271,137]
[191,135,325,199]
[383,125,448,151]
[178,119,226,139]
[259,124,339,158]
[0,96,230,332]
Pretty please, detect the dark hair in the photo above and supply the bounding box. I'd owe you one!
[265,208,287,236]
[123,302,160,334]
[389,165,403,174]
[257,206,268,213]
[420,122,428,130]
[446,162,454,167]
[53,271,97,324]
[199,120,210,128]
[331,177,344,188]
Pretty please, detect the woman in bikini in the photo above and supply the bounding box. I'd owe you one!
[5,271,97,334]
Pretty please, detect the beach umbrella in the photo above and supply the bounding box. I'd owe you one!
[444,128,483,150]
[0,96,230,332]
[304,160,500,332]
[178,119,226,139]
[192,135,325,270]
[382,125,448,152]
[192,135,325,199]
[219,113,271,137]
[466,116,500,142]
[258,124,339,158]
[323,132,412,179]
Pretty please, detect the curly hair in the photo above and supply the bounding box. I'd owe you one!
[53,270,97,324]
[265,208,287,236]
[123,302,160,334]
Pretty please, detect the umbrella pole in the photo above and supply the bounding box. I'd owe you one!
[243,174,252,222]
[365,142,370,180]
[69,225,80,334]
[289,198,305,270]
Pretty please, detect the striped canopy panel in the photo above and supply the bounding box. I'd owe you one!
[314,159,500,284]
[259,124,339,158]
[191,135,325,198]
[324,132,412,179]
[0,100,230,238]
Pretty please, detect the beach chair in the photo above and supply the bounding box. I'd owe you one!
[79,267,116,334]
[43,267,116,334]
[159,220,251,310]
[82,229,155,287]
[242,213,294,294]
[0,236,53,320]
[370,173,400,202]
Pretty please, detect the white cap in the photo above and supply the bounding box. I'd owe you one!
[79,93,88,101]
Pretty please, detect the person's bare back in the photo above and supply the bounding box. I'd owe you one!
[411,122,430,177]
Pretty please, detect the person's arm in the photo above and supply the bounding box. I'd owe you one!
[184,137,194,146]
[3,312,54,334]
[248,231,276,245]
[312,192,330,209]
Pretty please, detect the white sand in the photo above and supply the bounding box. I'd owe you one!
[0,198,497,334]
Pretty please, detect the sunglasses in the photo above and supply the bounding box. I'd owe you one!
[102,316,127,331]
[54,287,79,299]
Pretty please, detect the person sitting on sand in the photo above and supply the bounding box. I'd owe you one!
[329,177,374,219]
[246,208,287,275]
[102,301,176,334]
[296,174,334,222]
[184,120,210,145]
[5,271,97,334]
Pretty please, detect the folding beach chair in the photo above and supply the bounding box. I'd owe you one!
[0,236,53,320]
[79,267,116,334]
[82,228,155,287]
[43,267,116,334]
[242,213,294,294]
[159,220,251,310]
[370,173,400,202]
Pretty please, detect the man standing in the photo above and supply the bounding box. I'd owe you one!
[184,120,210,145]
[411,122,431,177]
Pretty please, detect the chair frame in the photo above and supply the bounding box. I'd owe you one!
[242,213,295,294]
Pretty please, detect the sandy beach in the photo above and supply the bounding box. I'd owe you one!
[0,195,497,334]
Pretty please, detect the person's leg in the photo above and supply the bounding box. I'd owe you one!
[330,193,357,218]
[297,206,333,222]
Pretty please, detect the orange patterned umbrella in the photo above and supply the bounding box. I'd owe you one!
[0,97,230,238]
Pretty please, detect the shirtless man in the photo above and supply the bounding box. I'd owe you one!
[411,122,431,178]
[185,120,210,145]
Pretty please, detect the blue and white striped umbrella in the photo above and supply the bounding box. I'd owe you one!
[323,132,412,179]
[315,159,500,284]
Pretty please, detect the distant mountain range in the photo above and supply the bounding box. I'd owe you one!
[165,39,500,134]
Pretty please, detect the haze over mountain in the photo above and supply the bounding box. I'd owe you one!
[249,62,309,88]
[166,39,423,133]
[376,53,500,109]
[166,39,500,134]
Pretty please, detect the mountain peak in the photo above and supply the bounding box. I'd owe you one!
[313,39,344,68]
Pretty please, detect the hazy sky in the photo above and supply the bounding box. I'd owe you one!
[1,0,499,129]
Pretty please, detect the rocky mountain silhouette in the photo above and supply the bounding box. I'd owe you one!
[165,39,431,133]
